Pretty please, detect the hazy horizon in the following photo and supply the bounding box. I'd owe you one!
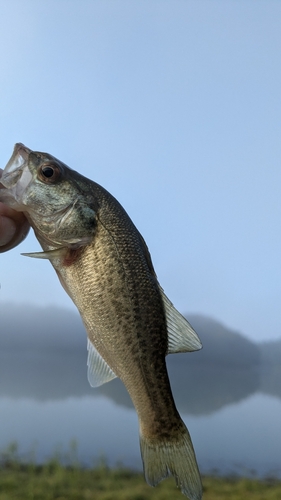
[1,302,280,414]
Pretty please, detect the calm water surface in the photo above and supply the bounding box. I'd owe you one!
[0,393,280,477]
[1,305,280,478]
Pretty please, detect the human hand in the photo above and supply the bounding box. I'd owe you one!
[0,169,30,252]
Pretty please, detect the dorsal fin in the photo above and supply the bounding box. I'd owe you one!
[87,338,117,387]
[160,288,202,354]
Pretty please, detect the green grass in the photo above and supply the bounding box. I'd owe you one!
[0,443,280,499]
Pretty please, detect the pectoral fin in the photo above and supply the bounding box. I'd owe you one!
[87,338,117,387]
[21,247,68,259]
[160,288,202,354]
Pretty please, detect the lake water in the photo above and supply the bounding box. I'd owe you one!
[1,304,281,478]
[1,384,280,478]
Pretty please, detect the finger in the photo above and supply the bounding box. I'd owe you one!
[0,203,30,252]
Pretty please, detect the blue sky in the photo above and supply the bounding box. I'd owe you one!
[0,0,280,342]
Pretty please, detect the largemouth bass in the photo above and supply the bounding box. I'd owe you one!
[0,143,202,499]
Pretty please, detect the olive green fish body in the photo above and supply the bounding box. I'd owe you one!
[51,188,179,437]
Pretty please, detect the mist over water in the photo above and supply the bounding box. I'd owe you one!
[0,303,280,476]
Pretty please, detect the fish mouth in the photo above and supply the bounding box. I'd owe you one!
[0,143,33,209]
[4,143,30,176]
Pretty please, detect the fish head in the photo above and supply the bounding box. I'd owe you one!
[0,143,97,248]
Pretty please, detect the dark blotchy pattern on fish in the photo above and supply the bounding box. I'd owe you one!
[59,186,179,435]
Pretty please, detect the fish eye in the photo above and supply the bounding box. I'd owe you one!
[38,163,61,183]
[42,167,54,177]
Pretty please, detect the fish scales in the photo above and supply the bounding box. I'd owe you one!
[58,193,179,436]
[0,144,203,500]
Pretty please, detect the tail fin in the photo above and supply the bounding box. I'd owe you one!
[140,426,202,500]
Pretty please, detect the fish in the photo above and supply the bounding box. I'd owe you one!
[0,143,203,500]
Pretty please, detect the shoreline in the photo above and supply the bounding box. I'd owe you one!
[1,452,281,500]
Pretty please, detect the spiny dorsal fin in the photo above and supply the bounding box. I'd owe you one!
[87,338,117,387]
[160,288,202,354]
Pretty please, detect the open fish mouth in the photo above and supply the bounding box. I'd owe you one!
[4,143,30,176]
[0,143,33,209]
